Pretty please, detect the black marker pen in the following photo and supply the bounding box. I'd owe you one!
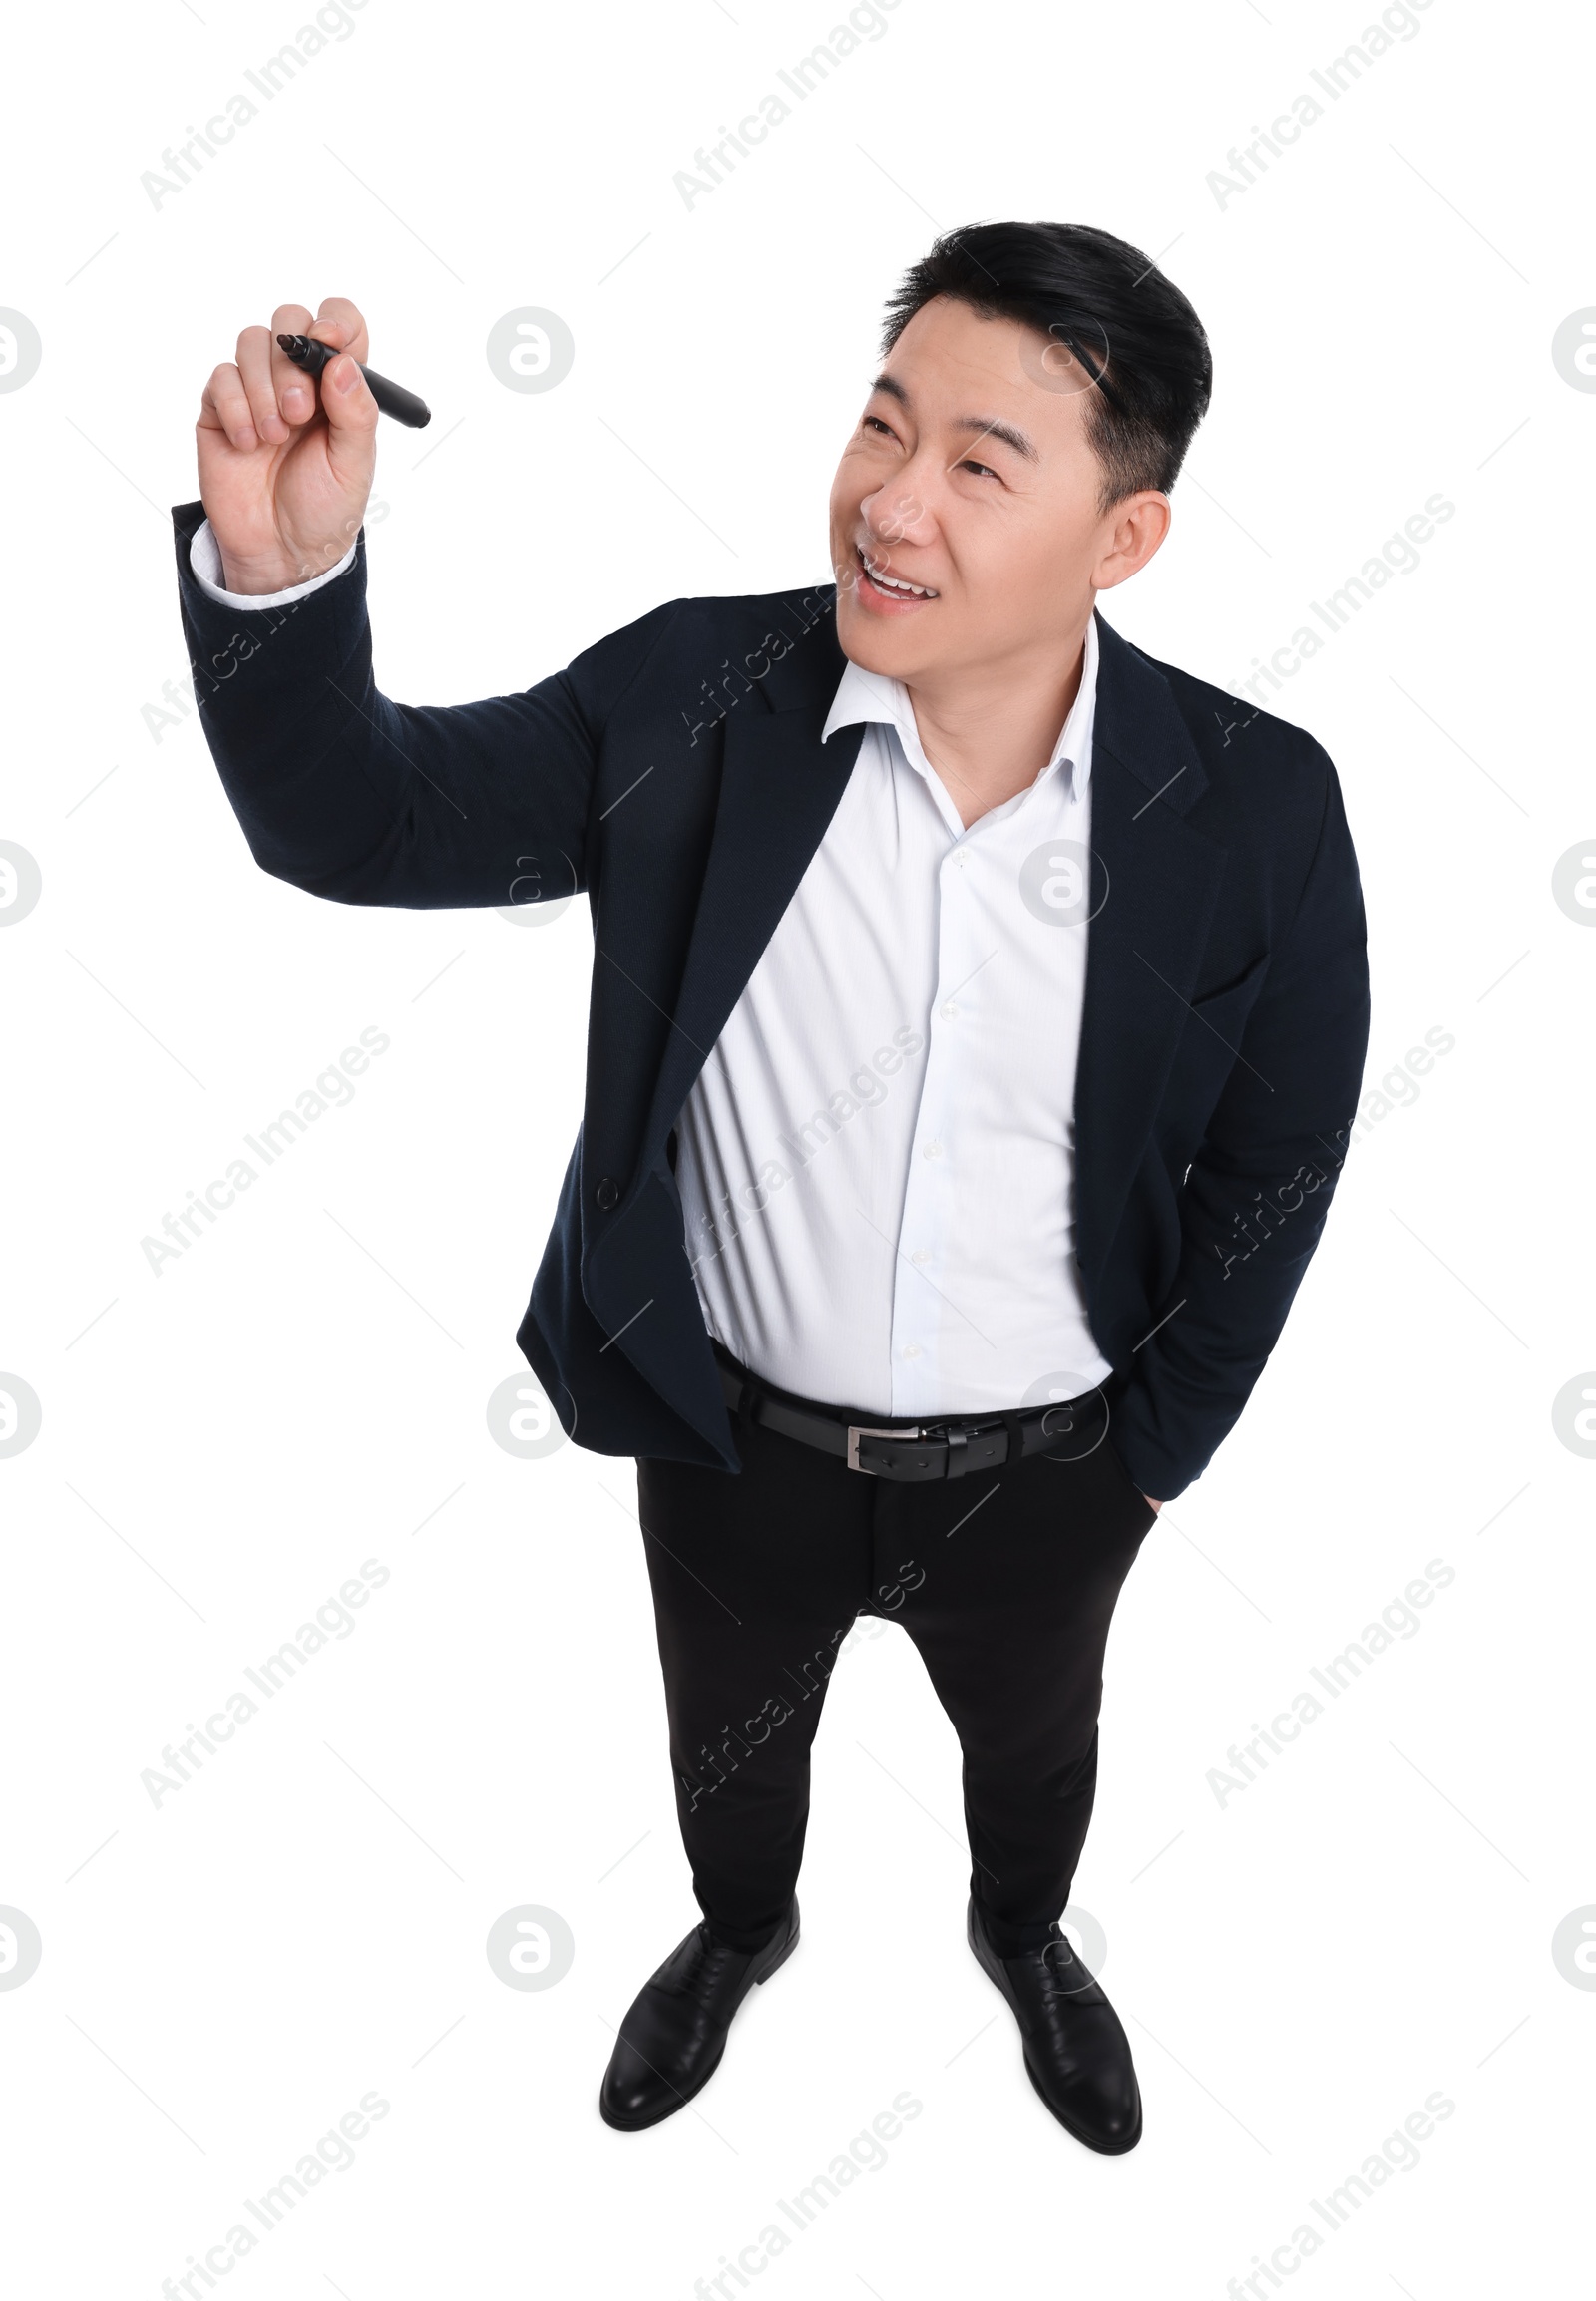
[275,334,432,429]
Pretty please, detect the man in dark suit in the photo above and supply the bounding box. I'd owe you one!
[175,222,1369,2154]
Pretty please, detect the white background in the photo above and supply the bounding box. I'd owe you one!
[2,0,1591,2292]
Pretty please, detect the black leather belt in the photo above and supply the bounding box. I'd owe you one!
[714,1344,1110,1482]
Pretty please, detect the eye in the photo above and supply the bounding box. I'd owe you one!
[861,414,897,439]
[958,458,999,480]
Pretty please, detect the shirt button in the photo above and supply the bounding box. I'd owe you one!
[901,1342,923,1360]
[595,1177,619,1210]
[911,1248,931,1265]
[940,999,958,1020]
[922,1140,944,1160]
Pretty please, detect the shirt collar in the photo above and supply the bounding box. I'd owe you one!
[820,610,1100,805]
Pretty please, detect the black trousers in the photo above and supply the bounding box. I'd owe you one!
[635,1373,1156,1959]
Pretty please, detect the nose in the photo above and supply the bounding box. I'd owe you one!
[862,479,933,552]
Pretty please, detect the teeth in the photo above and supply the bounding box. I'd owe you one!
[861,551,936,598]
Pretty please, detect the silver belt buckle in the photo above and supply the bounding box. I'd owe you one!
[846,1422,920,1474]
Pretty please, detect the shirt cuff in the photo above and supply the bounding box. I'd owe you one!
[189,518,358,609]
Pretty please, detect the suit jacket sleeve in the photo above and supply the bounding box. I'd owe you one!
[1110,751,1371,1501]
[171,499,680,909]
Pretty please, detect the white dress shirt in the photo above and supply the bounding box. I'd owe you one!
[676,621,1112,1419]
[191,524,1112,1419]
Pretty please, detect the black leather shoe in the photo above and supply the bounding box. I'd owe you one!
[968,1896,1142,2153]
[598,1898,799,2131]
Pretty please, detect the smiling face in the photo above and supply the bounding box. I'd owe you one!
[827,295,1171,689]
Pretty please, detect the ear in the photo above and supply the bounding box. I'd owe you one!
[1092,491,1172,591]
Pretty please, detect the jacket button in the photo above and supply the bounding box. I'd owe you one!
[595,1177,619,1211]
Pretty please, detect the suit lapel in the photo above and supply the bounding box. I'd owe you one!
[1072,613,1229,1278]
[590,634,860,1444]
[636,630,864,1173]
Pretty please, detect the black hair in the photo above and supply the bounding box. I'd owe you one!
[879,221,1213,510]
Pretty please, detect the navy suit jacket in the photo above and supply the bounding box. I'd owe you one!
[172,502,1370,1500]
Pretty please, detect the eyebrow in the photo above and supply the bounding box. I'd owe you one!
[867,372,1039,464]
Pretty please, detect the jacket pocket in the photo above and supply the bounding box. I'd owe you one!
[1165,953,1271,1123]
[1184,951,1269,1037]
